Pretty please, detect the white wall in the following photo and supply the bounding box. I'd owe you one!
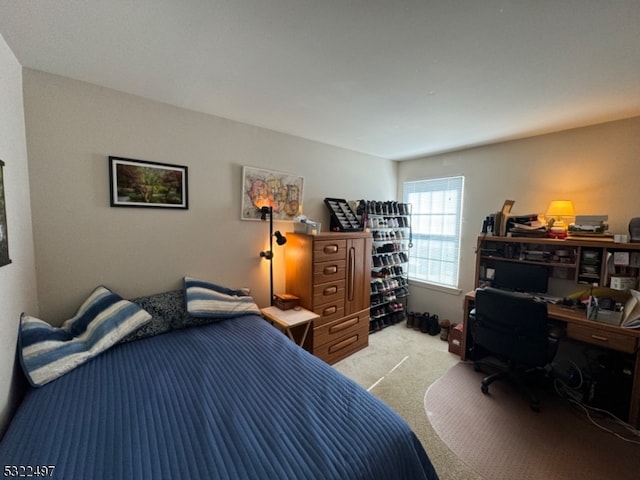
[0,36,38,435]
[398,116,640,325]
[23,69,396,323]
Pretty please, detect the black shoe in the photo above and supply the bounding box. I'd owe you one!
[428,314,441,336]
[419,312,430,333]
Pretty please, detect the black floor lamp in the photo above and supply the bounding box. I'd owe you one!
[259,206,287,306]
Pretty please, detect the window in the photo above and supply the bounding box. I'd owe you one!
[404,176,464,289]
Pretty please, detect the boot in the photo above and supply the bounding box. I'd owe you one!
[439,318,451,341]
[428,314,441,336]
[407,311,416,329]
[419,312,430,333]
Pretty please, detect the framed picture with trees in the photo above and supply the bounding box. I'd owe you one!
[109,156,188,209]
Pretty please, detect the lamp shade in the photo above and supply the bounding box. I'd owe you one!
[546,200,575,217]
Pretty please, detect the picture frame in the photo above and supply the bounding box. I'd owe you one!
[109,156,188,209]
[0,159,11,267]
[241,166,304,221]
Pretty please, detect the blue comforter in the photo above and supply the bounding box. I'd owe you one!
[0,315,438,479]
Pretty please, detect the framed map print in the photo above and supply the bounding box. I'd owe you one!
[241,166,303,221]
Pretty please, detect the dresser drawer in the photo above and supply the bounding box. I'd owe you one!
[313,280,345,306]
[313,320,369,364]
[314,239,347,263]
[313,310,369,347]
[311,302,345,326]
[567,324,638,354]
[313,260,346,285]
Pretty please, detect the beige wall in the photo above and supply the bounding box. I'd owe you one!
[398,116,640,324]
[7,62,640,435]
[0,36,38,434]
[23,69,396,323]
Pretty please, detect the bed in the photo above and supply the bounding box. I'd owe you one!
[0,280,439,480]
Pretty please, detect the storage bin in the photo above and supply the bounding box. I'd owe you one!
[293,221,321,235]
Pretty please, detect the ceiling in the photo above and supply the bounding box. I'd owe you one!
[1,1,639,160]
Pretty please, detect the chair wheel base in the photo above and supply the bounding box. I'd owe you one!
[481,383,489,395]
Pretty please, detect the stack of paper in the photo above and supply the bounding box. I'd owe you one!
[569,215,609,235]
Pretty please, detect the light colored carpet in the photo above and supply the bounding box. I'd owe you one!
[333,324,484,480]
[425,361,640,480]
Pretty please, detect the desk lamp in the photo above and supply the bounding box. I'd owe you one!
[546,200,575,238]
[259,206,287,306]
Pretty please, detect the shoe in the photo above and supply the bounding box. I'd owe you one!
[428,314,441,336]
[419,312,430,333]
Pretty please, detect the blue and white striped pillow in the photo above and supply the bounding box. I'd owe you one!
[19,286,152,387]
[184,276,260,318]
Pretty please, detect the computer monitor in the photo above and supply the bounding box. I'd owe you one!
[492,261,549,294]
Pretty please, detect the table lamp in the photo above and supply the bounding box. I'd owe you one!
[546,200,574,238]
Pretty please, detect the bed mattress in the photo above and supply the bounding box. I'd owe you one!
[0,315,438,479]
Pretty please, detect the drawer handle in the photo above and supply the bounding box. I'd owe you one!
[323,244,339,254]
[322,305,337,316]
[348,246,355,301]
[324,265,338,275]
[324,286,338,296]
[329,316,359,333]
[591,334,609,342]
[328,335,359,353]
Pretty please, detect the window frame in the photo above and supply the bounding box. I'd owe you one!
[403,175,465,291]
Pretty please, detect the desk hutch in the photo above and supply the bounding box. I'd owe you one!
[464,235,640,427]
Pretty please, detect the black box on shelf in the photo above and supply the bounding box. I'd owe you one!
[324,198,363,232]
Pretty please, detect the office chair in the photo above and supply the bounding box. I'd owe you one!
[471,287,562,411]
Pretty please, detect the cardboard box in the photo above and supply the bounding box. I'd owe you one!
[610,276,637,291]
[448,323,464,357]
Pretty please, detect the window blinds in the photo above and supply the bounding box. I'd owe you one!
[404,176,464,288]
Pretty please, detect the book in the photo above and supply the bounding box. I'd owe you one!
[621,289,640,328]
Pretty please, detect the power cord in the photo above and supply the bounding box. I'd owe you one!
[568,398,640,445]
[553,361,640,444]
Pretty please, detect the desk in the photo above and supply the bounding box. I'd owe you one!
[261,306,318,347]
[462,290,640,427]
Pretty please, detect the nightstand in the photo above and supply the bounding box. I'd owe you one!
[261,306,318,347]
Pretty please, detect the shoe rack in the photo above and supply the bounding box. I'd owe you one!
[363,200,412,333]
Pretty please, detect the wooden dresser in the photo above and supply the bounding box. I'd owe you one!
[285,232,372,364]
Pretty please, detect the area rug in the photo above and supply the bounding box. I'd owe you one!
[424,362,640,480]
